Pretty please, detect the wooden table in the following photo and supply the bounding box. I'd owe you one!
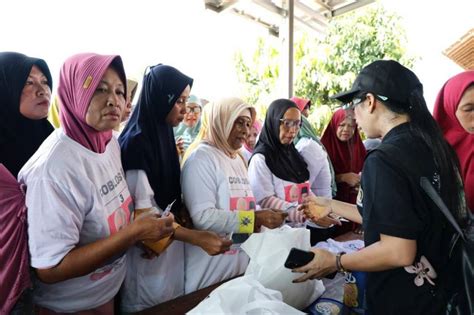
[134,231,363,315]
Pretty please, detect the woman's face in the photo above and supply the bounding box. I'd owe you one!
[183,102,201,128]
[289,184,299,202]
[121,87,135,123]
[456,85,474,134]
[166,85,191,127]
[279,107,301,145]
[228,109,252,150]
[336,117,356,142]
[85,67,126,131]
[245,125,259,149]
[19,65,51,120]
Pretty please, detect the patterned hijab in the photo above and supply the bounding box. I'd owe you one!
[0,52,53,177]
[58,53,127,153]
[252,99,309,183]
[433,70,474,211]
[119,64,193,212]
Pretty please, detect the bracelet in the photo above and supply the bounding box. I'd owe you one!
[336,251,347,273]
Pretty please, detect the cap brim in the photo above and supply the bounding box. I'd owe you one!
[330,88,360,104]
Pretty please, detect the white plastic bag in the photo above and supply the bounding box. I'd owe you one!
[187,275,304,314]
[241,225,325,310]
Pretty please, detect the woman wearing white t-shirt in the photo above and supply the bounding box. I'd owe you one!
[248,99,339,231]
[18,53,174,313]
[118,65,231,312]
[181,97,287,293]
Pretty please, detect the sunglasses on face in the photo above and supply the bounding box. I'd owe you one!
[279,119,302,130]
[342,93,389,110]
[342,94,367,110]
[185,106,201,114]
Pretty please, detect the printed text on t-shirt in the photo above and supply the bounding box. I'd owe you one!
[99,170,125,197]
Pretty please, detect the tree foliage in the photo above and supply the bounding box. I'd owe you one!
[234,2,417,134]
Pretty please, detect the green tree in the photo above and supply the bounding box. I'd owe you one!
[234,37,280,120]
[235,2,417,134]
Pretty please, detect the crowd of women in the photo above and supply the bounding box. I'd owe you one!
[0,51,472,314]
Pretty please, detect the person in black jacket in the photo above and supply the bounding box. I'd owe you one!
[295,60,467,315]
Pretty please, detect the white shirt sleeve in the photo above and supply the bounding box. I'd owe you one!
[248,153,279,204]
[181,153,239,233]
[296,138,332,198]
[125,169,156,210]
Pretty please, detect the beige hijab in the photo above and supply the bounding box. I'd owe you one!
[184,97,255,162]
[205,97,256,158]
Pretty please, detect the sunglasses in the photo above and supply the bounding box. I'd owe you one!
[185,106,201,114]
[342,93,388,110]
[280,119,302,130]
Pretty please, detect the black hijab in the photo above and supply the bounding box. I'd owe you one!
[119,64,193,212]
[252,99,309,183]
[0,52,54,177]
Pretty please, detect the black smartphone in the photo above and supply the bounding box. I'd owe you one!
[284,247,337,279]
[284,247,315,269]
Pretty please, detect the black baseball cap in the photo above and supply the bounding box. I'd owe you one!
[331,60,422,109]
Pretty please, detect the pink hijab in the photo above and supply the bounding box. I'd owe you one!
[58,53,127,153]
[290,96,310,112]
[433,70,474,211]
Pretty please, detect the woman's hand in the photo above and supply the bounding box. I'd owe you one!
[299,198,341,226]
[35,210,174,284]
[255,209,288,231]
[312,215,341,227]
[299,197,332,221]
[195,230,233,255]
[131,211,175,242]
[292,248,337,282]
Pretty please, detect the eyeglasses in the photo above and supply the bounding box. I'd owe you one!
[185,106,201,114]
[342,93,388,110]
[280,119,302,130]
[342,94,367,110]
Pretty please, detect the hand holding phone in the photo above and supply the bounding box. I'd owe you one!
[284,247,337,279]
[284,248,315,269]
